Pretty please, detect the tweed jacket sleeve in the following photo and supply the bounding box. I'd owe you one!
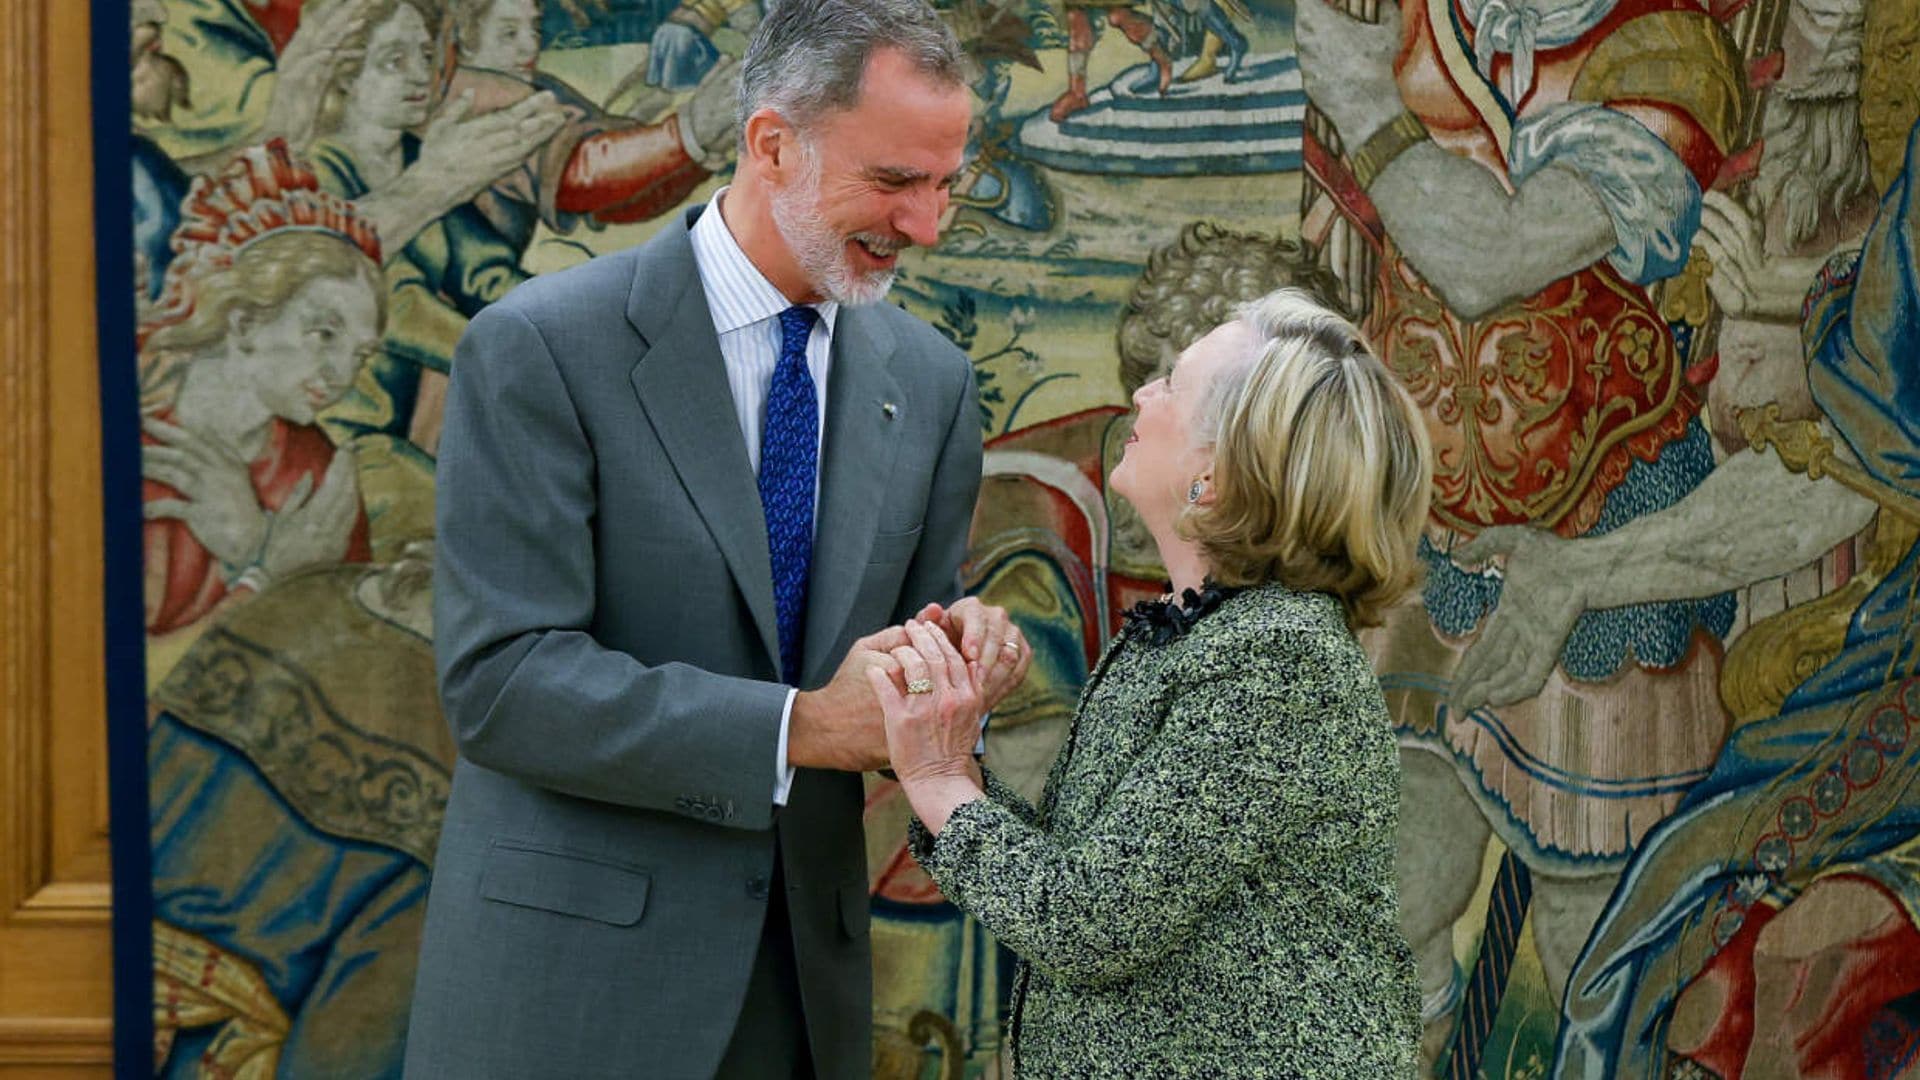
[910,614,1369,988]
[979,765,1040,827]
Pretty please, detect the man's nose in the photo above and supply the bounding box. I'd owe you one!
[894,188,945,249]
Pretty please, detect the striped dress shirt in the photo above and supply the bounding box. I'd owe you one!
[687,190,836,805]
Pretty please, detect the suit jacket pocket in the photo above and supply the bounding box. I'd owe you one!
[868,525,923,566]
[480,840,651,926]
[838,881,870,940]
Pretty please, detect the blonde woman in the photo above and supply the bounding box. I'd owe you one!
[140,140,385,637]
[875,289,1431,1075]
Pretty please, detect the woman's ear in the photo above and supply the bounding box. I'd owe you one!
[228,307,257,353]
[1191,468,1217,506]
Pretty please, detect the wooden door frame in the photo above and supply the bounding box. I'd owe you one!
[1,0,129,1073]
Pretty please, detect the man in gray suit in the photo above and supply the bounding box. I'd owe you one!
[405,3,1030,1077]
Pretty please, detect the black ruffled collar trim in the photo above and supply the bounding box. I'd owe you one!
[1121,580,1246,646]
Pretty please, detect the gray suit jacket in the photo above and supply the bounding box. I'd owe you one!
[404,206,981,1079]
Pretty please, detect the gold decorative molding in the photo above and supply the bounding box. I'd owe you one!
[0,1020,115,1068]
[0,0,115,1072]
[1,0,54,924]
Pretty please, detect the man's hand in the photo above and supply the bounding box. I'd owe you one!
[359,90,569,256]
[1450,526,1588,714]
[414,89,569,201]
[1697,190,1831,322]
[788,625,912,772]
[912,597,1032,713]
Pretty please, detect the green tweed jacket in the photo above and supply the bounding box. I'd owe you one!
[910,583,1420,1077]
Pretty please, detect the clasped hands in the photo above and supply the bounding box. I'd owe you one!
[789,597,1029,777]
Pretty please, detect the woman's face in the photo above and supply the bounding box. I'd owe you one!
[1110,319,1254,534]
[347,4,436,132]
[467,0,542,78]
[232,274,382,425]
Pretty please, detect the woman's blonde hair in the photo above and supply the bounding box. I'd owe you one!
[139,229,386,406]
[1180,288,1433,629]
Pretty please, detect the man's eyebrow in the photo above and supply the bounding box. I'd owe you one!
[869,165,968,187]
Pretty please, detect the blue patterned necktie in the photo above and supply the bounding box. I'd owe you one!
[760,305,820,686]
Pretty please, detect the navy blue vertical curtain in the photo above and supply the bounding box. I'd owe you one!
[93,0,156,1073]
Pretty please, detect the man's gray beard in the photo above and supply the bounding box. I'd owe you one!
[768,146,897,307]
[1758,94,1872,252]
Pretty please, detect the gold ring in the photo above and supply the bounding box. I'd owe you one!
[905,678,934,695]
[1004,638,1020,652]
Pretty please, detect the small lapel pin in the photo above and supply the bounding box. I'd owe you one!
[881,402,898,419]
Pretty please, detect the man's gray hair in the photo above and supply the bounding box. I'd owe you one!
[737,0,970,140]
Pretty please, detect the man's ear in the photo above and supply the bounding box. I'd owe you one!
[742,108,799,178]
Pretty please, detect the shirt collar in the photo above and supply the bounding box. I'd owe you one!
[689,187,839,338]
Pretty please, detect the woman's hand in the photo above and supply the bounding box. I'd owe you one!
[261,450,362,580]
[910,598,1032,713]
[874,620,983,783]
[141,416,271,569]
[266,0,377,149]
[867,620,986,833]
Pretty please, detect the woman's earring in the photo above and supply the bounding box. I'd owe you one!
[1188,479,1204,504]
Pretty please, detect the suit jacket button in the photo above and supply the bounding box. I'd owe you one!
[746,877,770,900]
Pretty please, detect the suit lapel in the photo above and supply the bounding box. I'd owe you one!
[800,303,903,685]
[625,211,781,675]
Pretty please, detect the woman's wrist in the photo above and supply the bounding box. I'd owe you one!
[220,509,275,587]
[901,767,985,836]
